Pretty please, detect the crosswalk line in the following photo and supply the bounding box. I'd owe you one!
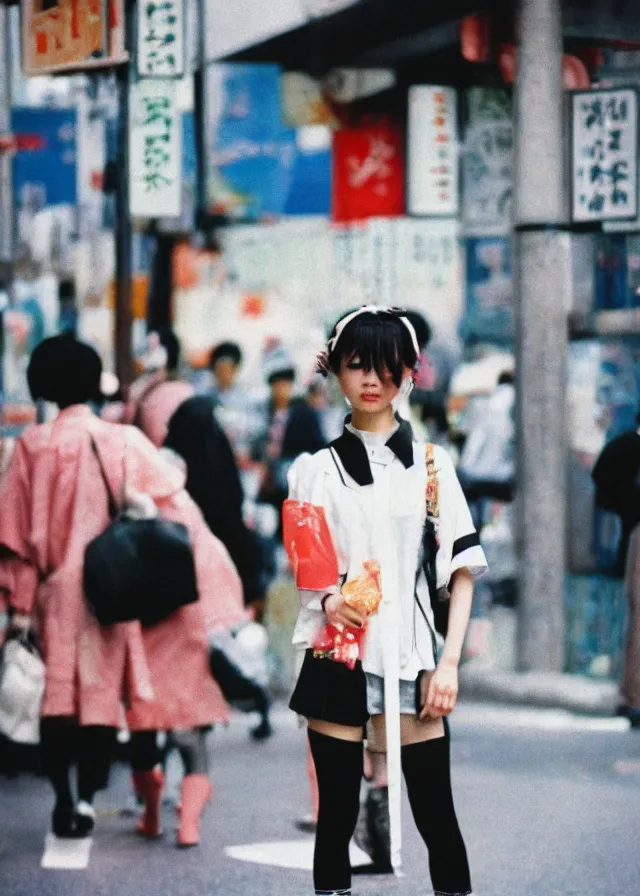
[41,833,93,870]
[225,839,371,870]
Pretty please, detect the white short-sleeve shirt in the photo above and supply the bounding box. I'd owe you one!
[287,418,488,679]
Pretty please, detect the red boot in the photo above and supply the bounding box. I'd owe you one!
[132,767,164,838]
[176,774,212,848]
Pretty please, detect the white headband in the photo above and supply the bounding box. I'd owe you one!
[327,305,421,360]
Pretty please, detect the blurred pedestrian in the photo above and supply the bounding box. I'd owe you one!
[592,410,640,577]
[165,394,270,612]
[593,412,640,727]
[127,327,193,448]
[0,334,246,843]
[208,342,261,469]
[623,525,640,728]
[286,306,487,893]
[256,346,328,529]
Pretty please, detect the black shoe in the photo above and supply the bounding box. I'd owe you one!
[73,801,96,837]
[250,718,273,741]
[52,805,76,838]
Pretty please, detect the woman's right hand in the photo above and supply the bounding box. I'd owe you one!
[323,593,366,629]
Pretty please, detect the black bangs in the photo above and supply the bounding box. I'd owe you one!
[328,311,417,387]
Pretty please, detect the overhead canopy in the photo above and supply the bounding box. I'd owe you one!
[215,0,505,85]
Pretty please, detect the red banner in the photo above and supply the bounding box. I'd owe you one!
[332,123,405,222]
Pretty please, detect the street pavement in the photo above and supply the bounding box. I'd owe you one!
[1,702,639,896]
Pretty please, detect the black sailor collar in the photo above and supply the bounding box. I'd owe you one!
[330,415,415,486]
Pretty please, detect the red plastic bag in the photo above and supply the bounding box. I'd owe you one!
[282,499,339,591]
[312,622,367,671]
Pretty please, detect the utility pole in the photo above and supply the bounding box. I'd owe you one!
[0,4,13,277]
[0,4,14,435]
[514,0,569,672]
[114,3,134,393]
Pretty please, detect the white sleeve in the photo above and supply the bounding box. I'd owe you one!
[439,449,488,578]
[286,453,340,612]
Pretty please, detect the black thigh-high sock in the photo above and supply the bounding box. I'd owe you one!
[308,729,363,896]
[401,734,472,896]
[129,731,161,773]
[77,726,117,803]
[40,717,75,811]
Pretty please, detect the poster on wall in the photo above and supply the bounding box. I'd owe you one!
[572,88,638,224]
[407,86,459,217]
[463,237,514,346]
[137,0,185,77]
[129,79,182,219]
[204,64,330,220]
[462,88,513,237]
[11,106,78,275]
[332,122,404,222]
[21,0,128,75]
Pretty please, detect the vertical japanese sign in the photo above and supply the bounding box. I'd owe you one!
[137,0,185,78]
[462,88,513,237]
[408,86,459,217]
[572,88,638,223]
[129,80,182,219]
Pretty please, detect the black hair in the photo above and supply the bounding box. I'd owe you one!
[210,341,243,370]
[324,309,418,388]
[268,368,295,386]
[155,326,180,373]
[498,371,514,386]
[403,310,431,351]
[27,333,102,409]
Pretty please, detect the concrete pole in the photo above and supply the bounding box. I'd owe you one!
[0,4,14,271]
[514,0,569,672]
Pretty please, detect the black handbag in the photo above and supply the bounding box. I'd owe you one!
[83,438,199,627]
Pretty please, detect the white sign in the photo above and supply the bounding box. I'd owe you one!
[408,85,459,217]
[137,0,185,77]
[129,80,182,219]
[572,88,638,223]
[462,117,514,236]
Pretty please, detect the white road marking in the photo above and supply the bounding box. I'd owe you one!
[41,834,93,870]
[225,838,371,870]
[454,704,629,733]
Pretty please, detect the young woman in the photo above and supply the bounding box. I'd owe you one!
[286,307,487,896]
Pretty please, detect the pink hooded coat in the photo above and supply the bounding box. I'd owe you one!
[0,406,246,730]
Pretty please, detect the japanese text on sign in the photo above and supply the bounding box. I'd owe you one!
[408,86,459,217]
[129,80,182,218]
[137,0,185,77]
[572,89,638,223]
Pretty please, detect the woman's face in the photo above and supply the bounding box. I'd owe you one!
[337,355,408,414]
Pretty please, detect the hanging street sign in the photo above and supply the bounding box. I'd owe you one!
[407,85,459,217]
[137,0,185,78]
[572,87,639,223]
[129,79,182,219]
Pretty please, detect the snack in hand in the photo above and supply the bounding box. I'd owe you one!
[342,560,382,616]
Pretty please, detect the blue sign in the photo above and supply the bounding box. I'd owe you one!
[205,63,330,220]
[462,237,514,346]
[11,107,77,209]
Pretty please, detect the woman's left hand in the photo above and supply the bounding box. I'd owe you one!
[420,660,459,720]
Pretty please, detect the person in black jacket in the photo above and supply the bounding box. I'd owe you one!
[592,419,640,577]
[165,395,269,609]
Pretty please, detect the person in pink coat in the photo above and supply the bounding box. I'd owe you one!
[0,334,246,843]
[126,327,194,448]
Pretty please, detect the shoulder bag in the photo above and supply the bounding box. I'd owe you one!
[83,437,199,627]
